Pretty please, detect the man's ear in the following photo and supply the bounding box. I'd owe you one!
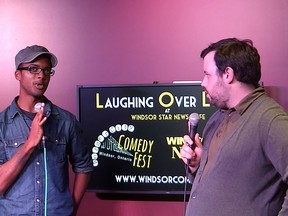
[223,67,234,84]
[15,70,21,81]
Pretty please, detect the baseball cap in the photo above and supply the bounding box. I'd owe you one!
[15,45,58,69]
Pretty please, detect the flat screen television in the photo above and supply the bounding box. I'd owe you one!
[77,83,217,195]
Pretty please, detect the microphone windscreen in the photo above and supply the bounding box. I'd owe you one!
[34,102,42,113]
[189,113,200,126]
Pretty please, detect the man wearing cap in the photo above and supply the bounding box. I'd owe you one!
[0,45,93,215]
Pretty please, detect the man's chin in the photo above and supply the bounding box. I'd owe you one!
[33,94,45,99]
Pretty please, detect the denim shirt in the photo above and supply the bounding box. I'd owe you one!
[0,97,93,216]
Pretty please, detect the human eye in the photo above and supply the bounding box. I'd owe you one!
[43,68,51,74]
[28,66,39,73]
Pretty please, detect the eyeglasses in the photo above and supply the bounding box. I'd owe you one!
[18,66,55,76]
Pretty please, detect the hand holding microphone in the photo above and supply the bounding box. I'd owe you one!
[27,103,47,148]
[34,102,48,124]
[181,113,203,172]
[188,113,200,150]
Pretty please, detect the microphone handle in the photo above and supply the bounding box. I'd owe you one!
[189,125,198,151]
[187,125,198,166]
[42,136,46,148]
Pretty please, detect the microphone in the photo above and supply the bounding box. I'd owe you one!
[34,102,42,113]
[34,102,47,147]
[188,113,200,150]
[34,102,50,117]
[34,102,48,213]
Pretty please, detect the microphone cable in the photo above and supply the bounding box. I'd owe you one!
[35,103,48,216]
[42,136,48,216]
[183,163,190,216]
[183,113,200,215]
[21,103,49,216]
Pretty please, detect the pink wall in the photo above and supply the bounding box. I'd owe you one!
[0,0,287,215]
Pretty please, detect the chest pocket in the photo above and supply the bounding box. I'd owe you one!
[44,134,68,163]
[3,136,26,160]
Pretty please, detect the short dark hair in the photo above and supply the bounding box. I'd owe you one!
[200,38,261,88]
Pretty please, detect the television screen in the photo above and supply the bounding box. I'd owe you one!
[77,83,217,195]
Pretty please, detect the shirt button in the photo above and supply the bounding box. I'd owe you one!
[192,193,197,199]
[37,180,40,184]
[36,199,40,202]
[36,162,40,165]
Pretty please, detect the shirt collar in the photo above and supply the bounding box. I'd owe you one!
[9,96,52,119]
[219,86,265,115]
[234,86,265,115]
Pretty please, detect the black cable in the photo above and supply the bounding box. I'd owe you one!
[183,163,190,216]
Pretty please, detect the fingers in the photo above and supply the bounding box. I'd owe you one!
[194,133,203,149]
[181,133,203,168]
[180,142,193,164]
[35,103,47,123]
[39,116,47,126]
[183,134,193,146]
